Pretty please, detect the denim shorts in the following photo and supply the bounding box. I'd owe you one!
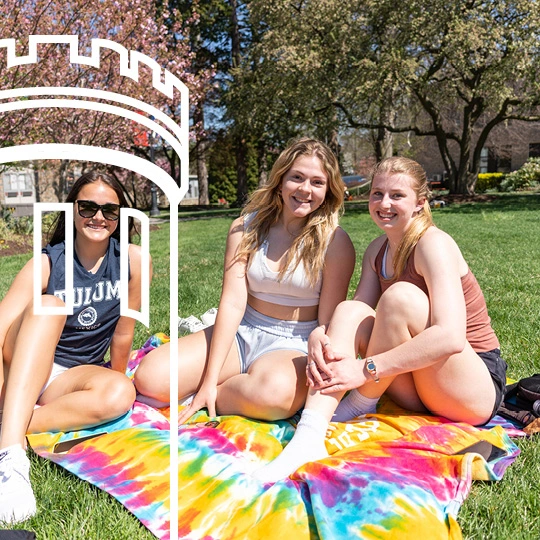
[477,348,508,419]
[235,304,318,373]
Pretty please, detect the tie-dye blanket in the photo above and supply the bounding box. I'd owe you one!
[27,336,522,540]
[28,334,172,539]
[177,408,520,540]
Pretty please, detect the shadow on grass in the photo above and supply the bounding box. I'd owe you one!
[439,193,540,214]
[344,192,540,217]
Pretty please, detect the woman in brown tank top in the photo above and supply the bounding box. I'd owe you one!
[252,156,507,484]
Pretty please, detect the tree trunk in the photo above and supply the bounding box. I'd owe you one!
[235,137,248,206]
[193,103,210,205]
[375,104,395,160]
[448,170,470,194]
[230,0,249,206]
[33,167,40,203]
[375,127,394,161]
[257,141,268,187]
[328,127,340,162]
[197,139,210,205]
[53,161,69,202]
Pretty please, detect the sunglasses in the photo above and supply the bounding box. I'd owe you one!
[76,200,121,221]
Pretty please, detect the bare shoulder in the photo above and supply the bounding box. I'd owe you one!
[230,215,245,235]
[325,227,355,266]
[224,216,247,260]
[127,243,153,280]
[20,254,50,285]
[128,242,142,256]
[328,226,354,252]
[417,227,461,256]
[128,243,144,264]
[362,234,387,266]
[416,227,467,273]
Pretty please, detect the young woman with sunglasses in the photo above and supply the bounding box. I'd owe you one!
[0,171,149,523]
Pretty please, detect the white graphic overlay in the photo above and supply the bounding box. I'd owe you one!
[33,202,74,315]
[121,208,150,327]
[0,35,185,537]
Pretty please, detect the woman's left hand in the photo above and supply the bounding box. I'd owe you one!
[306,326,334,386]
[314,352,368,394]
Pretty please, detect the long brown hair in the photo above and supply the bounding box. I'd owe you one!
[237,137,344,285]
[369,156,434,279]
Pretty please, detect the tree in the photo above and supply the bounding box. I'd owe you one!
[158,0,230,205]
[246,0,540,193]
[0,0,198,203]
[232,1,346,161]
[206,130,258,203]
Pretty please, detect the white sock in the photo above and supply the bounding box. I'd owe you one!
[0,443,23,459]
[252,409,329,483]
[332,389,379,422]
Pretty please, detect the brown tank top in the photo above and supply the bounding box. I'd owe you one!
[374,240,499,352]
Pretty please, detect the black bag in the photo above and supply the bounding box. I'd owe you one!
[0,532,37,539]
[497,374,540,432]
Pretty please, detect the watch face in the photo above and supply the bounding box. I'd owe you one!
[367,360,376,371]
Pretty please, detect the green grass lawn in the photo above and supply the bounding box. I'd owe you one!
[1,193,539,538]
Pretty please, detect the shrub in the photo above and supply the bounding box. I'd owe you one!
[476,173,505,193]
[0,206,56,239]
[0,205,16,239]
[500,158,540,192]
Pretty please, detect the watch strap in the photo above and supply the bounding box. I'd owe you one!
[365,357,380,383]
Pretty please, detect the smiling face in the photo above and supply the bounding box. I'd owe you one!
[280,154,329,220]
[369,172,425,235]
[74,181,120,245]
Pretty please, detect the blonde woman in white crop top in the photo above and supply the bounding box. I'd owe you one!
[135,138,355,423]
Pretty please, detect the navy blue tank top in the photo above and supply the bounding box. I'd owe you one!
[43,237,124,368]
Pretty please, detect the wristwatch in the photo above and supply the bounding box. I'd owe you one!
[365,357,380,383]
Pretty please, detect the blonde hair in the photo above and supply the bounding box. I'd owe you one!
[237,137,344,285]
[369,156,434,279]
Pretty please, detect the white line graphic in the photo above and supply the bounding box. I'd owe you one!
[33,203,74,315]
[0,35,183,539]
[120,208,150,327]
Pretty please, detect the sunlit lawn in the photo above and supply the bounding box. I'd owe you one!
[1,192,539,538]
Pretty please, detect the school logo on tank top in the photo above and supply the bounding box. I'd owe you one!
[78,307,98,326]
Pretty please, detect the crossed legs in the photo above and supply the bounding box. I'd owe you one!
[253,282,497,482]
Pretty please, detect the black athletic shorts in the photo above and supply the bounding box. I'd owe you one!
[477,348,508,419]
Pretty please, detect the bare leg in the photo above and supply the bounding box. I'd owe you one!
[336,282,495,424]
[216,350,309,420]
[134,325,241,403]
[32,365,136,433]
[306,300,377,422]
[252,301,375,483]
[0,296,65,449]
[0,295,64,523]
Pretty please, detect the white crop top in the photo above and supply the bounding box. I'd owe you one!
[246,240,322,307]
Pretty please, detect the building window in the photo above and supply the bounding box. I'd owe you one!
[529,143,540,158]
[2,170,35,205]
[482,146,512,173]
[479,148,489,173]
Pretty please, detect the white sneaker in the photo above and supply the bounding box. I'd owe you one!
[200,308,218,327]
[178,315,206,334]
[0,445,37,523]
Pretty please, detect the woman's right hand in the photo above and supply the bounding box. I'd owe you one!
[178,382,218,425]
